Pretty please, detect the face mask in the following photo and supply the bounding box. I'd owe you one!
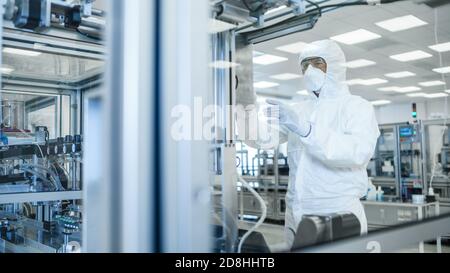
[304,66,326,93]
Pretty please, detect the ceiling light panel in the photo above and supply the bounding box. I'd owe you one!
[407,93,427,97]
[390,50,432,62]
[371,100,391,106]
[270,73,301,80]
[425,93,449,98]
[253,54,288,65]
[375,15,427,32]
[276,41,308,54]
[385,71,416,78]
[429,42,450,52]
[433,66,450,74]
[378,86,421,92]
[419,81,446,87]
[345,78,387,86]
[330,29,381,45]
[342,59,376,68]
[254,81,280,89]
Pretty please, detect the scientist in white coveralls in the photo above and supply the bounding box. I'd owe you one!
[263,40,380,247]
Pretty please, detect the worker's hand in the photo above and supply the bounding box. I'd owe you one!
[263,99,311,137]
[263,99,293,125]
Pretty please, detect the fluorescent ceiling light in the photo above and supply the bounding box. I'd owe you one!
[254,81,279,89]
[385,71,416,78]
[378,86,398,92]
[445,90,450,94]
[395,86,422,93]
[375,15,427,32]
[345,79,364,86]
[330,29,381,45]
[266,5,287,14]
[270,73,300,80]
[1,67,14,74]
[341,59,376,68]
[3,47,42,57]
[345,78,387,86]
[208,19,236,33]
[361,78,388,86]
[378,86,421,92]
[253,54,288,65]
[276,41,308,54]
[425,93,449,98]
[209,61,240,69]
[429,42,450,53]
[371,100,391,106]
[419,80,446,87]
[390,50,432,62]
[297,90,309,96]
[433,66,450,74]
[407,93,427,97]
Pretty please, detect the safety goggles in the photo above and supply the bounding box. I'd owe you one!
[300,57,326,74]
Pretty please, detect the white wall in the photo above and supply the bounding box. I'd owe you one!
[374,99,450,125]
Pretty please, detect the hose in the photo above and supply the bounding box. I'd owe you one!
[237,176,267,253]
[20,168,57,191]
[21,164,65,191]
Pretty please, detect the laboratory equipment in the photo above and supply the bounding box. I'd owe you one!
[0,0,104,253]
[368,122,425,201]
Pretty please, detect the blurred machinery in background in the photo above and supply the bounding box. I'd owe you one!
[235,143,289,223]
[0,0,104,253]
[0,106,83,253]
[367,119,450,214]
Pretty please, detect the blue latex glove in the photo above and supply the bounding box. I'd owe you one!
[263,99,311,137]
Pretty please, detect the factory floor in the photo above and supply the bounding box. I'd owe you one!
[238,221,450,253]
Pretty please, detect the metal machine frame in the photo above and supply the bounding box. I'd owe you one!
[0,0,104,253]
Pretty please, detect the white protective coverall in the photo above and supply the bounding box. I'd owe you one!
[281,40,381,247]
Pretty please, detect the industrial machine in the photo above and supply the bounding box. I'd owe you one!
[368,122,426,201]
[0,0,104,253]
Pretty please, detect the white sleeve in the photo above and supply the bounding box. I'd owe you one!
[301,99,380,168]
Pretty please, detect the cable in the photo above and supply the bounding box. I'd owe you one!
[237,176,267,253]
[76,28,102,41]
[306,1,369,14]
[305,0,322,16]
[33,143,45,159]
[20,167,57,191]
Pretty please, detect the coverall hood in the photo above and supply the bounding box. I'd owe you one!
[299,40,350,99]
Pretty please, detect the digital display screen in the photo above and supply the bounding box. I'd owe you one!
[400,127,414,137]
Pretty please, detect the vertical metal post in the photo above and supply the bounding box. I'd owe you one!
[160,0,211,252]
[394,125,402,199]
[212,30,238,252]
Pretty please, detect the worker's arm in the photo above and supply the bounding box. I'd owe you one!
[240,110,288,150]
[301,99,380,168]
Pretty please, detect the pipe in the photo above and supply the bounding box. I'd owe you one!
[237,176,267,253]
